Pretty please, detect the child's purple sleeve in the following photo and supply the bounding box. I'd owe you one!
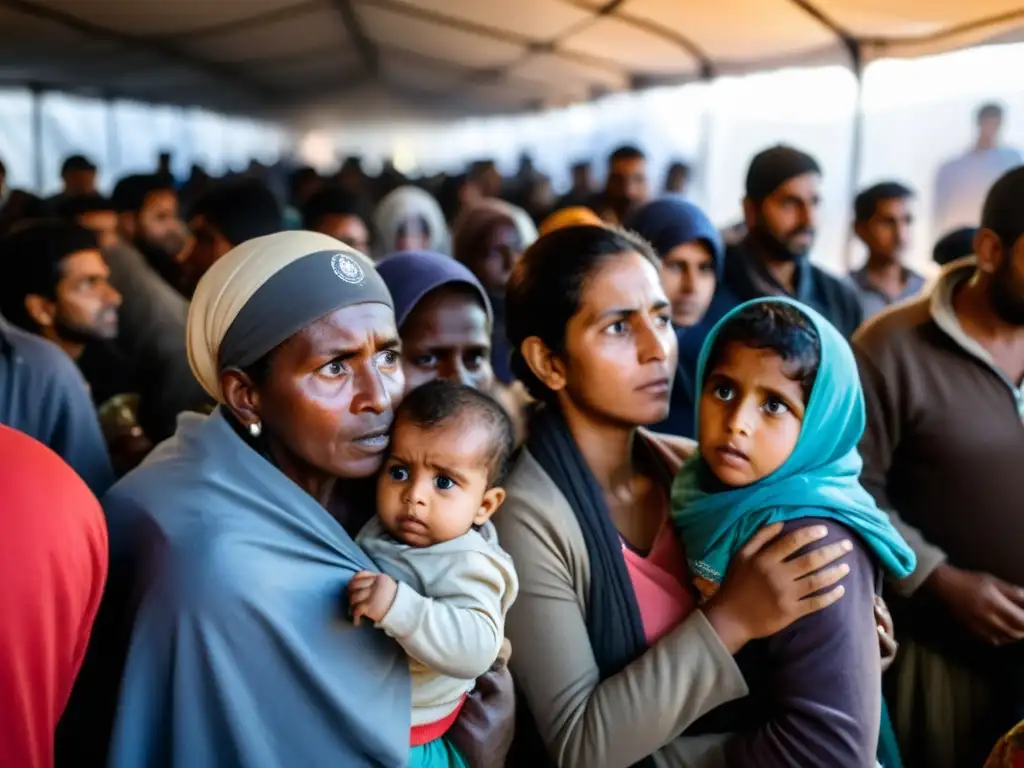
[723,517,882,768]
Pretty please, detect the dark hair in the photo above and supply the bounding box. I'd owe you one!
[933,226,977,266]
[61,154,96,175]
[704,302,821,404]
[0,219,98,330]
[978,102,1004,122]
[56,194,115,219]
[289,166,320,199]
[111,174,175,214]
[854,181,914,223]
[0,157,5,177]
[609,145,645,163]
[300,185,372,233]
[506,224,659,403]
[395,379,515,487]
[981,165,1024,250]
[191,179,282,247]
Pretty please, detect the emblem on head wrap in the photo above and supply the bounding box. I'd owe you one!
[331,252,365,285]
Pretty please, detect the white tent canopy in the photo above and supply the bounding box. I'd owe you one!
[0,0,1022,118]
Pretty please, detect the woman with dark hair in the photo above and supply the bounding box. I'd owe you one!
[59,232,513,767]
[627,197,727,438]
[495,225,855,767]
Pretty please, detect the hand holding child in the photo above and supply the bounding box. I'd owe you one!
[348,570,398,627]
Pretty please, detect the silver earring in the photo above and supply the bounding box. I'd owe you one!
[248,422,262,438]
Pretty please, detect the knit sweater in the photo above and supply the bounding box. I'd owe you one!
[357,518,518,727]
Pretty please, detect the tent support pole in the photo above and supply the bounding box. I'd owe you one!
[845,41,864,272]
[696,63,715,208]
[105,97,119,180]
[30,85,43,193]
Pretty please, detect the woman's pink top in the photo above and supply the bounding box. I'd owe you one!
[621,520,696,644]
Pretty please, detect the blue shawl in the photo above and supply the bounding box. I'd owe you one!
[671,297,915,585]
[102,409,411,767]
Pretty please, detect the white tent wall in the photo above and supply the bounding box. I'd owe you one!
[0,87,290,195]
[0,90,35,190]
[856,43,1024,270]
[306,40,1024,277]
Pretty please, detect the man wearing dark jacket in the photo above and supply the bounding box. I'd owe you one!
[713,145,863,338]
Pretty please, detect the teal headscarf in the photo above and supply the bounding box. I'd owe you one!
[671,296,915,584]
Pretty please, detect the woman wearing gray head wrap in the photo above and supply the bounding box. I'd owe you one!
[374,185,450,258]
[64,231,515,768]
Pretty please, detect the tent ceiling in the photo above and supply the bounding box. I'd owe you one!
[0,0,1021,118]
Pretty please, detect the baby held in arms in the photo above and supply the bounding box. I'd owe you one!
[350,380,518,768]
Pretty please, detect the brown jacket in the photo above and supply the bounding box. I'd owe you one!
[854,260,1024,593]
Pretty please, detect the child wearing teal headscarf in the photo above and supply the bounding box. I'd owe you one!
[672,297,914,767]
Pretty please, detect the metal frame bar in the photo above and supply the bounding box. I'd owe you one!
[0,0,281,102]
[331,0,381,77]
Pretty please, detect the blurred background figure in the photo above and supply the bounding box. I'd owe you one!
[594,145,649,225]
[933,226,979,267]
[849,181,925,319]
[47,155,97,212]
[301,185,373,254]
[664,161,691,196]
[934,103,1023,236]
[182,178,282,296]
[56,195,119,249]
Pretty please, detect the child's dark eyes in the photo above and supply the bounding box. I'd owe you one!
[762,397,790,416]
[712,384,734,401]
[434,476,455,491]
[388,466,409,481]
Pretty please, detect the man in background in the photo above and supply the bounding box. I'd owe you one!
[594,145,649,225]
[57,195,119,249]
[849,181,926,319]
[556,161,594,209]
[0,157,45,236]
[0,220,130,409]
[0,223,115,495]
[934,103,1023,235]
[112,174,186,293]
[105,174,207,441]
[716,144,863,338]
[48,155,98,212]
[301,185,373,254]
[183,178,282,296]
[855,166,1024,768]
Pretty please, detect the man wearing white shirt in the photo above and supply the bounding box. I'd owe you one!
[934,103,1022,236]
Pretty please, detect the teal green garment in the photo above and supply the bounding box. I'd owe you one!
[410,738,470,768]
[878,698,904,768]
[671,296,916,585]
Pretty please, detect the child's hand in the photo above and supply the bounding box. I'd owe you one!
[348,571,398,627]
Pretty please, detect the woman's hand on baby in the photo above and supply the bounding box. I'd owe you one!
[348,571,398,626]
[703,522,852,654]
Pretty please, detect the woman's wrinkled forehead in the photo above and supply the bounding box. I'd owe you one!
[279,302,400,361]
[573,251,667,324]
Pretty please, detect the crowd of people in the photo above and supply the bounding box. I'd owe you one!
[0,98,1022,768]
